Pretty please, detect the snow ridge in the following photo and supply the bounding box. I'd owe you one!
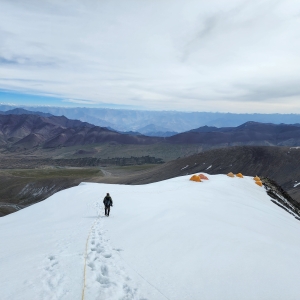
[2,176,300,300]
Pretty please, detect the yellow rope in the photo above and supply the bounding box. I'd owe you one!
[81,218,98,300]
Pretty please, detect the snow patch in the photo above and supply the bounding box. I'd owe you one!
[181,165,189,170]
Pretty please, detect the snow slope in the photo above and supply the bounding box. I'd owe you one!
[1,174,300,300]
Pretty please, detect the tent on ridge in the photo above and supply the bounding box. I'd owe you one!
[236,173,244,178]
[227,172,235,178]
[254,176,261,181]
[190,175,202,182]
[255,181,263,187]
[198,174,209,180]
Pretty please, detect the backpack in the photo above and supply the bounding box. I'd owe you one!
[104,196,112,206]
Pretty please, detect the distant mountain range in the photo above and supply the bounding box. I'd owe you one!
[0,114,160,150]
[168,121,300,146]
[0,108,53,118]
[0,108,176,137]
[1,104,300,134]
[136,124,178,137]
[1,110,300,151]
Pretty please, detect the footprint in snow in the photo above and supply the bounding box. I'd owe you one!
[40,254,67,299]
[113,248,123,252]
[83,217,145,299]
[101,265,109,276]
[103,253,112,258]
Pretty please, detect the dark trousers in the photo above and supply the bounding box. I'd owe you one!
[105,206,110,216]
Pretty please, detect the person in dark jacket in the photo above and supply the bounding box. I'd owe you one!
[103,193,113,216]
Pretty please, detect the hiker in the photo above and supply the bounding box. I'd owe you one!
[103,193,113,216]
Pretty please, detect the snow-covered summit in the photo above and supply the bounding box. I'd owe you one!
[1,174,300,300]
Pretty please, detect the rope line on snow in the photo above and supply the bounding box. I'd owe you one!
[118,252,171,300]
[81,209,101,300]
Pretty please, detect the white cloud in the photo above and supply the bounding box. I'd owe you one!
[62,98,97,105]
[1,0,300,112]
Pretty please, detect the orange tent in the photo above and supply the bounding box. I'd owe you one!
[227,172,235,177]
[255,181,263,187]
[236,173,244,178]
[190,175,202,182]
[253,176,261,181]
[198,174,209,180]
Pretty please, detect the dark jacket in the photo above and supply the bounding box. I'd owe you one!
[103,196,113,207]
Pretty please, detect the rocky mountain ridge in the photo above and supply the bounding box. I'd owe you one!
[1,104,300,133]
[168,121,300,146]
[1,113,300,151]
[0,108,53,118]
[0,114,161,150]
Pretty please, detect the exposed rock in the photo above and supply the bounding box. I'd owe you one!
[261,177,300,220]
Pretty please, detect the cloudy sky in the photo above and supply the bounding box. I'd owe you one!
[1,0,300,113]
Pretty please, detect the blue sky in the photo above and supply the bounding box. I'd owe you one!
[0,90,143,109]
[1,0,300,113]
[0,90,64,106]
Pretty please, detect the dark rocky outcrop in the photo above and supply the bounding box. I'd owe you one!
[261,177,300,220]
